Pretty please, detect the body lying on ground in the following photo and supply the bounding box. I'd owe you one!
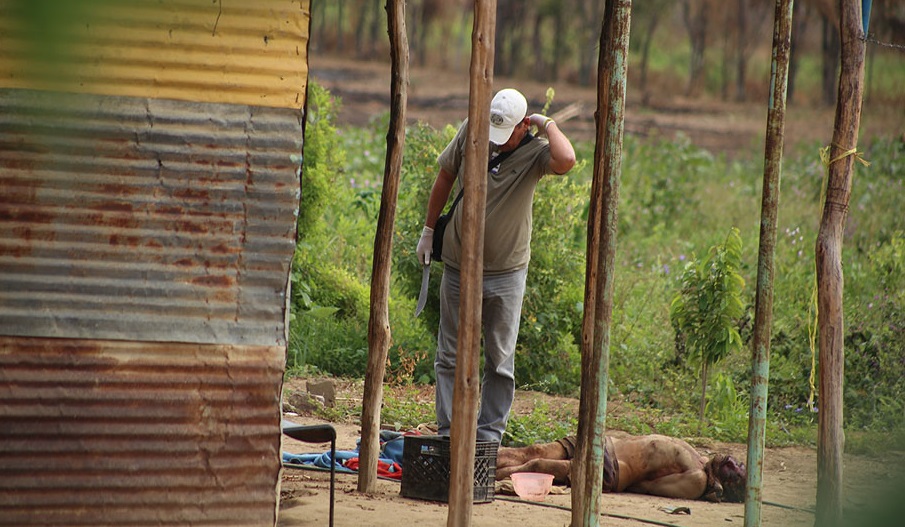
[496,433,746,503]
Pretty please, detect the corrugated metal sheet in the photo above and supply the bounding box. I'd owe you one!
[0,88,301,345]
[0,1,310,525]
[0,337,284,526]
[0,0,309,109]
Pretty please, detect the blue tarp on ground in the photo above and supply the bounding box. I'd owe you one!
[282,430,408,477]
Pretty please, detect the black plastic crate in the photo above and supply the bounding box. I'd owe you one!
[400,435,498,503]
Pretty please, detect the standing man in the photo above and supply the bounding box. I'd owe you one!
[416,88,576,443]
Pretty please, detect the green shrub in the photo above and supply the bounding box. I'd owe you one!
[289,86,436,381]
[619,133,711,237]
[297,82,345,241]
[391,121,458,333]
[379,391,436,431]
[704,373,750,441]
[843,231,905,431]
[670,227,748,424]
[504,400,578,447]
[515,172,588,395]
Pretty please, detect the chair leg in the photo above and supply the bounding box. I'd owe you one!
[328,437,335,527]
[281,421,337,527]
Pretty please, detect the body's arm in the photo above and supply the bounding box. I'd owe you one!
[497,441,569,470]
[416,167,457,264]
[613,435,709,497]
[496,459,573,486]
[625,469,707,500]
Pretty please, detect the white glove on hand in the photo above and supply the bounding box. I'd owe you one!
[416,226,434,265]
[529,113,554,134]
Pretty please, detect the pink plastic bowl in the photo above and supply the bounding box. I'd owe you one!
[510,472,554,501]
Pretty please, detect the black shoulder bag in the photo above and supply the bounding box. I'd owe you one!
[431,133,533,263]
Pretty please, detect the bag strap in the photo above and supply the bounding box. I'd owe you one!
[445,132,534,215]
[489,132,533,171]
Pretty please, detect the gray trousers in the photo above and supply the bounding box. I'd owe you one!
[435,266,527,443]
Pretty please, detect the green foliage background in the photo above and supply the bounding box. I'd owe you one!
[290,82,904,450]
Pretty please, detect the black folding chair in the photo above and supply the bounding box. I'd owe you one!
[281,421,336,527]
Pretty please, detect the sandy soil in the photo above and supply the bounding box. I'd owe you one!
[276,378,901,527]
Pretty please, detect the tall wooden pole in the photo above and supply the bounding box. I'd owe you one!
[815,1,866,526]
[744,1,793,526]
[358,0,408,494]
[447,1,495,525]
[572,1,631,526]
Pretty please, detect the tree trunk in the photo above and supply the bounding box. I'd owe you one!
[721,7,732,102]
[447,2,495,525]
[821,12,840,106]
[453,9,471,70]
[815,2,866,525]
[412,0,426,67]
[865,26,875,102]
[314,1,326,51]
[683,0,709,96]
[578,0,604,87]
[745,2,794,522]
[494,0,514,76]
[531,12,544,79]
[551,10,565,81]
[787,0,810,103]
[359,0,408,494]
[735,0,748,101]
[638,10,662,97]
[337,0,345,53]
[572,1,631,525]
[369,0,382,57]
[698,360,709,428]
[354,0,368,58]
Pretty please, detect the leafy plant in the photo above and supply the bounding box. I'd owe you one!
[503,400,578,447]
[670,227,747,427]
[297,81,345,241]
[287,268,339,374]
[379,392,436,431]
[290,84,436,381]
[515,173,588,395]
[705,373,749,440]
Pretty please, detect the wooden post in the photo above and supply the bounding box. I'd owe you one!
[447,1,495,525]
[815,1,867,526]
[572,1,631,526]
[744,2,794,526]
[358,0,409,494]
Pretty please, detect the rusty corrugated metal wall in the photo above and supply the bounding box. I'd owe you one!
[0,1,310,525]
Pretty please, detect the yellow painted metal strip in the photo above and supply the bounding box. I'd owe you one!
[0,0,310,109]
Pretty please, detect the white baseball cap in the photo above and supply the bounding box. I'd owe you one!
[488,88,527,145]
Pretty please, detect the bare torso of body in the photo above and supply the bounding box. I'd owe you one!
[496,434,711,500]
[612,434,709,498]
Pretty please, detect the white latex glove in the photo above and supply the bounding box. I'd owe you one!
[416,226,434,265]
[528,113,554,134]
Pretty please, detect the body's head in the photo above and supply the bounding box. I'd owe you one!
[703,454,746,503]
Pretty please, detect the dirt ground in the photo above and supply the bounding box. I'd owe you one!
[276,378,902,527]
[307,52,902,158]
